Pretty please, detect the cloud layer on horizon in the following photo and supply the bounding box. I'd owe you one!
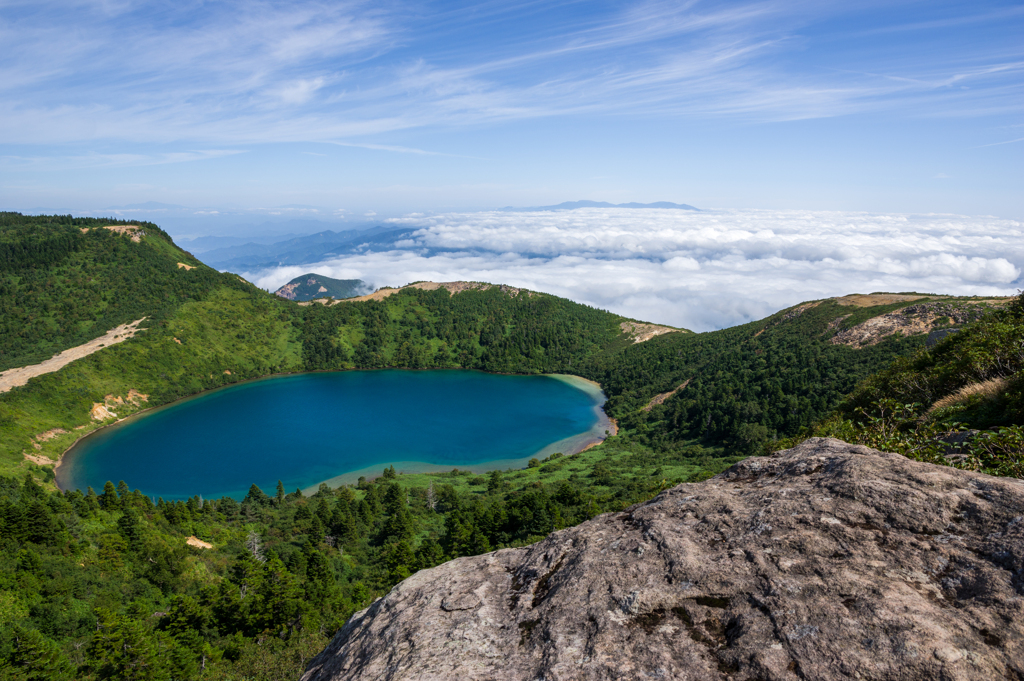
[246,208,1023,331]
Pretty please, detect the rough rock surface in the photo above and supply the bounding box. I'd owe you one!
[302,438,1024,681]
[830,303,985,348]
[619,320,680,343]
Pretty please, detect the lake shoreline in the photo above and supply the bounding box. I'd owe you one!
[300,401,614,494]
[55,368,615,497]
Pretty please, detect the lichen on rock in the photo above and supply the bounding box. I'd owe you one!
[302,438,1024,681]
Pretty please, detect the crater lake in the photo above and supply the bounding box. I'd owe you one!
[57,370,611,499]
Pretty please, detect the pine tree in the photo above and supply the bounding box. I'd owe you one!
[85,486,98,505]
[117,508,143,551]
[330,508,358,544]
[415,535,444,570]
[99,481,119,510]
[243,484,270,506]
[87,610,167,681]
[23,499,60,545]
[303,548,334,602]
[381,540,415,583]
[307,514,325,544]
[382,482,404,515]
[21,473,44,500]
[8,626,74,681]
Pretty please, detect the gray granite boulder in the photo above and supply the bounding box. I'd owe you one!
[302,438,1024,680]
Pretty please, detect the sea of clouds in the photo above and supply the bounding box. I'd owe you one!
[246,208,1023,332]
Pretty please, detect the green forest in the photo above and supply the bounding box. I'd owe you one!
[1,212,1021,679]
[578,299,943,454]
[0,436,731,680]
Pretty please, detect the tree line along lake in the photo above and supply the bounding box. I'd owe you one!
[56,370,612,500]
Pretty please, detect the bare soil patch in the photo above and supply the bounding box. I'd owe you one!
[35,428,69,442]
[90,403,117,421]
[0,318,147,393]
[643,379,691,411]
[81,224,144,242]
[619,321,679,344]
[23,452,54,466]
[186,536,214,549]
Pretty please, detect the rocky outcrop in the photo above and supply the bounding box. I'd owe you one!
[302,438,1024,681]
[80,224,145,242]
[830,302,986,348]
[620,320,681,343]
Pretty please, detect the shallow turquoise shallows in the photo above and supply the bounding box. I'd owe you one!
[57,370,610,500]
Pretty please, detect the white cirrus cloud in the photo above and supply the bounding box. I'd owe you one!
[245,208,1023,332]
[2,1,1021,148]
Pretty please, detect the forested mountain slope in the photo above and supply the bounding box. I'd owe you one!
[0,213,237,372]
[0,214,305,480]
[579,293,1005,456]
[794,292,1024,477]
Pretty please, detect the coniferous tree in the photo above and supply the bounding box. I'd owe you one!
[7,626,75,681]
[87,610,168,681]
[117,508,143,551]
[99,481,119,510]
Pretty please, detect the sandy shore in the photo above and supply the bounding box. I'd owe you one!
[303,372,617,493]
[559,374,603,390]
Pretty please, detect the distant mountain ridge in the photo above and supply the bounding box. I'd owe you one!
[196,226,418,271]
[274,274,370,301]
[191,203,700,271]
[502,200,699,211]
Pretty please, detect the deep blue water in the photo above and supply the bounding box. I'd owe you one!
[57,370,608,500]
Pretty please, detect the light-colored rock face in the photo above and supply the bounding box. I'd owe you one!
[619,320,679,343]
[302,438,1024,681]
[830,302,985,348]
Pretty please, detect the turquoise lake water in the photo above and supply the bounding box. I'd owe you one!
[57,370,610,500]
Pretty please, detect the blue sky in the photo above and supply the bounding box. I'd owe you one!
[1,0,1022,221]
